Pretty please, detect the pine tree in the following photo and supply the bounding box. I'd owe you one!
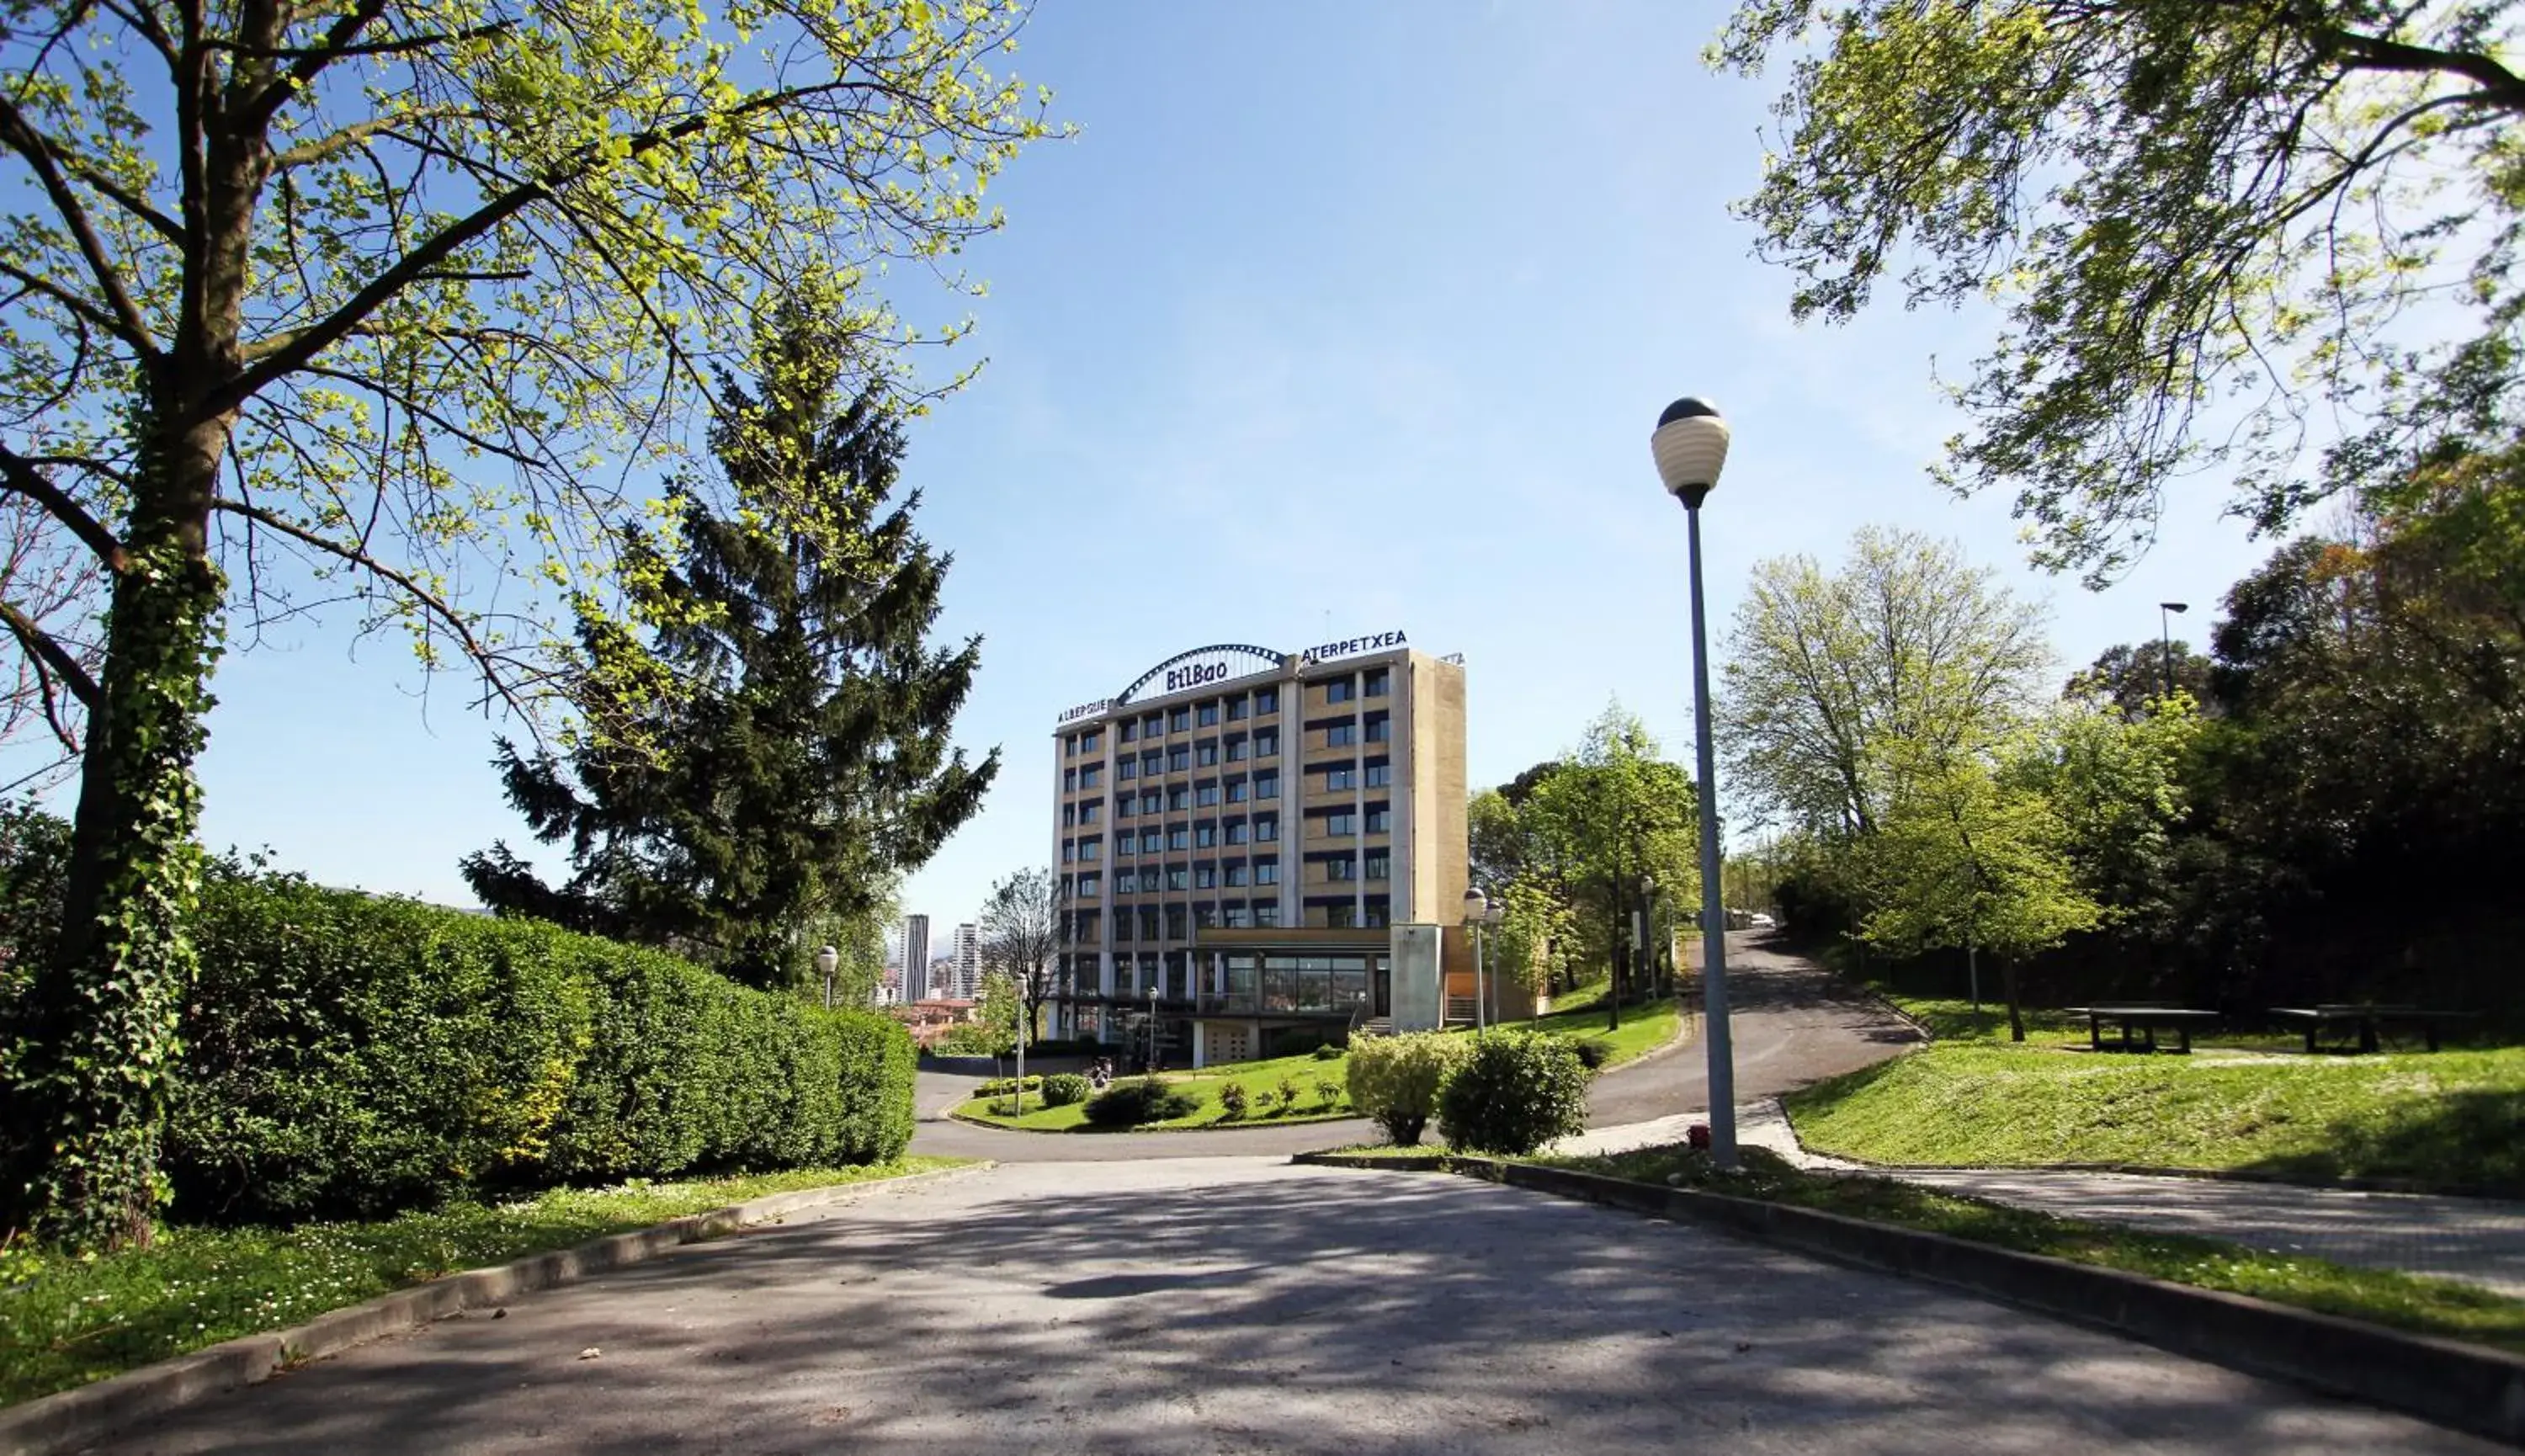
[462,308,999,986]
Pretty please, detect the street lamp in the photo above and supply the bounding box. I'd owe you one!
[1462,887,1489,1031]
[1651,396,1741,1171]
[1146,981,1160,1075]
[815,944,840,1011]
[2158,602,2190,700]
[1639,874,1657,997]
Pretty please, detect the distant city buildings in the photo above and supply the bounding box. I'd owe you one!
[953,922,981,999]
[902,913,932,1003]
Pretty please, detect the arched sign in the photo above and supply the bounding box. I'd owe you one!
[1114,643,1285,707]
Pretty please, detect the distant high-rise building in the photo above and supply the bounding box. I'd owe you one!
[930,956,960,1001]
[902,914,932,1002]
[953,922,981,998]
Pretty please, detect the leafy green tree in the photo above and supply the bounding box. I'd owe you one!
[0,0,1050,1246]
[1857,736,2101,1039]
[1714,0,2525,582]
[979,865,1062,1047]
[2011,697,2205,936]
[1721,527,2050,837]
[463,314,998,986]
[1519,704,1698,1024]
[2064,643,2217,720]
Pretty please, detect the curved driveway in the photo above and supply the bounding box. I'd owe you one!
[909,933,1919,1163]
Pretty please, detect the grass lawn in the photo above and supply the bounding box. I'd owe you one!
[1538,1142,2525,1356]
[959,993,1686,1134]
[1785,1037,2525,1194]
[0,1158,964,1409]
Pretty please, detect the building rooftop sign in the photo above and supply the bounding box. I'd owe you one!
[1299,629,1406,664]
[1055,630,1412,725]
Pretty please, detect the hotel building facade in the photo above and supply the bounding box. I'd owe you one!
[1047,633,1475,1066]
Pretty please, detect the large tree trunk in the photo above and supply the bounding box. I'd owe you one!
[2002,955,2026,1043]
[3,475,223,1246]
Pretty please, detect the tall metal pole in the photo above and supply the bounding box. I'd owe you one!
[1473,920,1486,1031]
[1683,490,1738,1169]
[2159,605,2176,699]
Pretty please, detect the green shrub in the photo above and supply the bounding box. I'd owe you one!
[1345,1033,1470,1145]
[1041,1073,1091,1107]
[1566,1036,1617,1071]
[1312,1042,1343,1061]
[974,1075,1043,1096]
[1438,1031,1592,1156]
[1276,1076,1300,1110]
[1216,1081,1249,1118]
[1083,1077,1197,1127]
[157,856,913,1224]
[1315,1077,1342,1108]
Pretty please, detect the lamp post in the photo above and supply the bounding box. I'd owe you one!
[1651,396,1741,1171]
[1146,982,1160,1075]
[2157,602,2190,700]
[1484,901,1503,1023]
[1639,874,1657,998]
[1462,887,1489,1031]
[815,944,840,1011]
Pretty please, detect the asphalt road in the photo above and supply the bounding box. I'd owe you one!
[910,933,1921,1162]
[102,1156,2501,1454]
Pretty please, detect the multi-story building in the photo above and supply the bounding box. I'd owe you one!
[953,922,981,999]
[901,914,932,1004]
[1046,633,1470,1067]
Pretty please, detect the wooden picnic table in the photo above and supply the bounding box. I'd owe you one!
[2269,1005,2474,1054]
[2061,1005,2222,1055]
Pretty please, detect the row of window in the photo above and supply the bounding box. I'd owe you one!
[1060,668,1395,762]
[1310,759,1392,793]
[1066,851,1390,902]
[1308,805,1394,836]
[1071,895,1399,940]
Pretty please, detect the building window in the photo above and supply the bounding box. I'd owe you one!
[1366,713,1390,743]
[1365,852,1390,879]
[1063,804,1076,829]
[1116,832,1135,856]
[1195,903,1220,929]
[1255,772,1279,799]
[1198,702,1220,726]
[1061,838,1075,863]
[1256,688,1278,714]
[1254,731,1278,756]
[1226,779,1249,804]
[1196,783,1221,807]
[1255,816,1279,842]
[1364,897,1390,927]
[1079,838,1101,862]
[1255,861,1279,885]
[1141,830,1162,853]
[1081,765,1103,789]
[1138,791,1159,815]
[1366,805,1391,833]
[1170,708,1192,734]
[1082,730,1103,752]
[1195,823,1218,848]
[1080,802,1101,824]
[1197,741,1220,767]
[1159,867,1184,892]
[1118,758,1138,781]
[1141,752,1162,778]
[1168,786,1190,812]
[1116,798,1135,821]
[1078,873,1102,896]
[1325,901,1357,927]
[1066,735,1077,758]
[1364,667,1389,696]
[1195,865,1217,889]
[1364,762,1390,787]
[1227,695,1249,720]
[1225,904,1252,928]
[1225,863,1248,886]
[1325,722,1356,747]
[1256,904,1281,927]
[1116,869,1137,894]
[1227,736,1249,762]
[1121,720,1139,743]
[1140,908,1162,940]
[1143,714,1163,739]
[1325,810,1356,837]
[1324,856,1357,881]
[1168,826,1190,851]
[1169,747,1191,773]
[1326,678,1354,704]
[1063,768,1076,793]
[1323,767,1357,791]
[1226,820,1250,845]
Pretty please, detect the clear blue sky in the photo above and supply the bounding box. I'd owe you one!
[57,3,2280,931]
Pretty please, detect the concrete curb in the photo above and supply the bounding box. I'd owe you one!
[1299,1151,2525,1447]
[0,1163,986,1456]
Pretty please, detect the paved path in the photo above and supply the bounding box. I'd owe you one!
[1565,1103,2525,1299]
[99,1158,2501,1453]
[911,933,1918,1164]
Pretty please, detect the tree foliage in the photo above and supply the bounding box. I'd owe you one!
[0,0,1050,1247]
[461,310,997,986]
[978,864,1061,1042]
[1714,0,2525,582]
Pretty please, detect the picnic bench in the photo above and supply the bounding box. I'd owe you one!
[2268,1005,2474,1054]
[2061,1004,2222,1054]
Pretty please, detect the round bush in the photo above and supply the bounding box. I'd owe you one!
[1437,1031,1593,1156]
[1345,1033,1471,1146]
[1312,1042,1343,1060]
[1566,1036,1616,1071]
[1082,1077,1198,1127]
[1041,1072,1090,1107]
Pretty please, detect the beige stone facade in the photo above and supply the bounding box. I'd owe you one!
[1048,638,1468,1065]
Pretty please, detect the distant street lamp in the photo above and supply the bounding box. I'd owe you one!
[1651,396,1741,1171]
[1146,981,1161,1074]
[1462,888,1487,1030]
[816,944,840,1011]
[2158,602,2190,700]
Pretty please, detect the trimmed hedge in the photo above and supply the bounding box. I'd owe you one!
[1346,1033,1471,1146]
[1438,1031,1592,1156]
[1082,1077,1197,1127]
[1041,1072,1090,1107]
[141,861,915,1224]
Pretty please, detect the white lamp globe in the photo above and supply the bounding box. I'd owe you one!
[1461,887,1488,924]
[1651,398,1730,499]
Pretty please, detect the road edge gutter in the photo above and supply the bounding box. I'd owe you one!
[0,1162,990,1456]
[1294,1150,2525,1447]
